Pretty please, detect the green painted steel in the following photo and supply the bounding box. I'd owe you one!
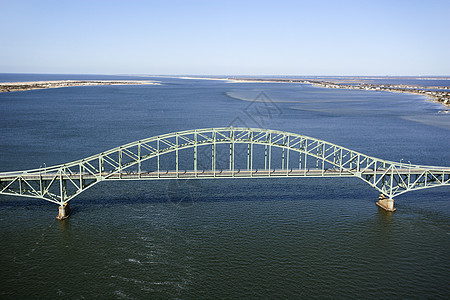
[0,127,449,205]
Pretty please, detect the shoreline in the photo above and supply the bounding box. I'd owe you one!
[2,77,448,109]
[302,80,450,108]
[179,76,450,109]
[0,80,160,93]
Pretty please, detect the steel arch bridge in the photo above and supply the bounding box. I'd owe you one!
[1,127,449,216]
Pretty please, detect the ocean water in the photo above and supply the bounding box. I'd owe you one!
[0,75,449,298]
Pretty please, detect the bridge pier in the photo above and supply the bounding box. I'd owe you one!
[376,194,396,212]
[56,203,71,220]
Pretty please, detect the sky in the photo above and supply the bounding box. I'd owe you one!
[1,0,449,76]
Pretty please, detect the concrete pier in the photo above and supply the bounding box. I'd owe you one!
[376,194,396,212]
[56,203,71,220]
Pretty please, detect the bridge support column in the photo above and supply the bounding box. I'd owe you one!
[376,194,396,212]
[56,203,71,220]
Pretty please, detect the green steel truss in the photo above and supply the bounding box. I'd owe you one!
[0,127,449,205]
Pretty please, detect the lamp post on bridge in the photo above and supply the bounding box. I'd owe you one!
[39,163,46,208]
[39,163,46,177]
[408,161,411,187]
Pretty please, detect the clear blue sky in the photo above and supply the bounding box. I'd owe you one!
[1,0,449,75]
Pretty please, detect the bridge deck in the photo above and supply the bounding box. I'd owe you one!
[0,168,442,182]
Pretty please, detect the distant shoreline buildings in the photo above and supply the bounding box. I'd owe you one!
[227,78,450,108]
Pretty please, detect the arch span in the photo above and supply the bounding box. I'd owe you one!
[0,127,449,210]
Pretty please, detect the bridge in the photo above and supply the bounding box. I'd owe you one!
[0,127,449,219]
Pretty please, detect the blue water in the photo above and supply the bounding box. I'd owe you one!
[0,74,449,298]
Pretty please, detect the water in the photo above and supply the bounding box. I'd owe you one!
[0,75,449,298]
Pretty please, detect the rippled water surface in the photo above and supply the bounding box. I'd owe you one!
[0,75,449,298]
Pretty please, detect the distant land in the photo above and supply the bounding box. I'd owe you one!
[0,80,159,93]
[180,76,450,108]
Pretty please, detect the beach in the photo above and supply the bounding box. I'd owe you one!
[0,80,160,93]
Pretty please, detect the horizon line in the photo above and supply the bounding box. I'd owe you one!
[1,72,450,78]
